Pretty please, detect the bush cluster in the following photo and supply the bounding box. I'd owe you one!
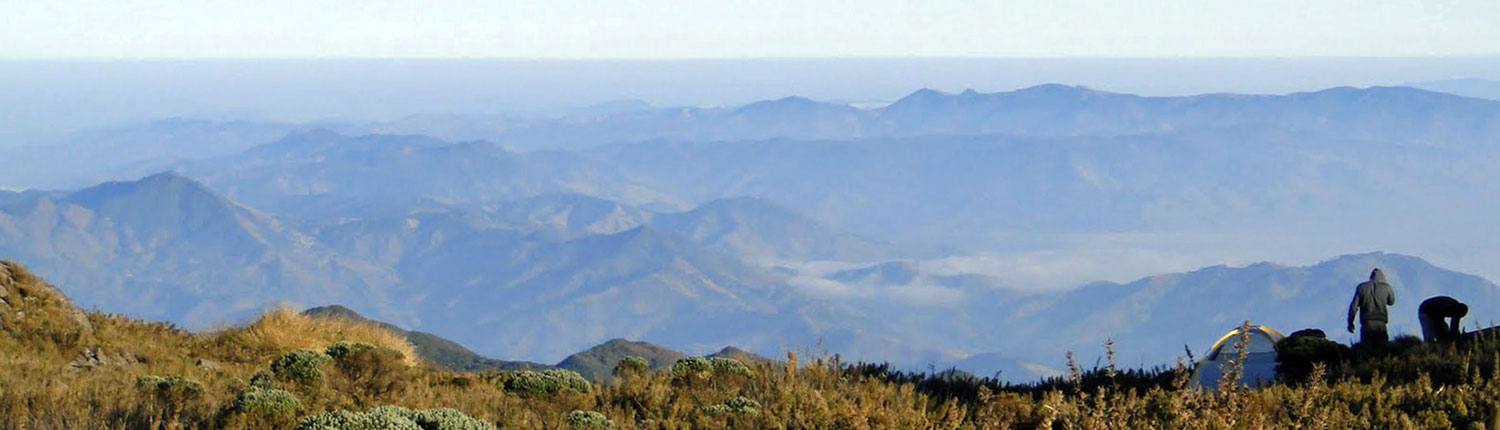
[295,409,422,430]
[270,349,333,386]
[504,369,591,396]
[327,340,410,399]
[612,356,650,379]
[226,387,304,418]
[326,341,401,360]
[564,410,614,429]
[670,356,751,381]
[1275,329,1351,383]
[703,395,760,416]
[136,375,204,404]
[296,406,494,430]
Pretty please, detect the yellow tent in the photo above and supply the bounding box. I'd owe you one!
[1193,325,1285,389]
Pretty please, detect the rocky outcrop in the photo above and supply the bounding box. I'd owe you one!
[67,346,141,370]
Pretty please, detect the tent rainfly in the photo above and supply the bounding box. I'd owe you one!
[1192,324,1285,389]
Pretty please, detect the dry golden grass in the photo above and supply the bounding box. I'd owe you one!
[4,259,1500,429]
[207,306,420,367]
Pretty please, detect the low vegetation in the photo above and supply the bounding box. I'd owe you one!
[4,260,1500,429]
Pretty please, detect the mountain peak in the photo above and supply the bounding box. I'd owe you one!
[734,95,853,116]
[1009,83,1116,99]
[302,304,366,321]
[140,170,191,183]
[66,171,226,210]
[557,338,687,382]
[887,88,952,107]
[707,346,775,364]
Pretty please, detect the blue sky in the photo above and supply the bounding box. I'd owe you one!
[3,0,1499,58]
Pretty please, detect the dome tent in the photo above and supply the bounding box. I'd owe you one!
[1192,324,1285,389]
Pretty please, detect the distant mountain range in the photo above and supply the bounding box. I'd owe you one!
[4,172,1494,381]
[0,172,402,325]
[0,172,905,363]
[345,84,1500,150]
[3,84,1499,381]
[146,84,1500,252]
[1409,78,1500,102]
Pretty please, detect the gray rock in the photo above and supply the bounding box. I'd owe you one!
[67,346,140,371]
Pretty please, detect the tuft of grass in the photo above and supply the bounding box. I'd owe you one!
[209,307,419,367]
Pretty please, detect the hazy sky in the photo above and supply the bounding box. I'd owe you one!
[4,0,1499,58]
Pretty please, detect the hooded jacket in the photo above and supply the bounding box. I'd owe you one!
[1349,268,1396,324]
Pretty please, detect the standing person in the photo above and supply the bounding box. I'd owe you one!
[1418,296,1469,342]
[1347,268,1396,350]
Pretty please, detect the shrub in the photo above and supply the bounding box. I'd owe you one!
[295,409,423,430]
[564,410,614,429]
[1275,329,1351,383]
[404,407,497,430]
[248,369,277,389]
[296,406,493,430]
[671,356,712,378]
[704,396,760,416]
[504,369,591,396]
[270,349,333,386]
[136,375,204,405]
[613,356,650,379]
[710,357,751,377]
[227,387,303,418]
[326,341,398,360]
[670,357,751,384]
[328,341,410,399]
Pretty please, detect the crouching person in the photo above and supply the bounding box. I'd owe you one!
[1419,296,1468,343]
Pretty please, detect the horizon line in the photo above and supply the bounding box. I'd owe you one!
[4,54,1500,62]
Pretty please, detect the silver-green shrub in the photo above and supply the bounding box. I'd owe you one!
[503,369,591,396]
[295,409,421,430]
[248,369,277,389]
[326,341,403,361]
[270,349,332,385]
[564,410,614,429]
[296,406,493,430]
[613,356,650,378]
[710,357,751,377]
[136,375,204,403]
[227,387,303,418]
[671,357,751,381]
[369,406,496,430]
[704,396,761,415]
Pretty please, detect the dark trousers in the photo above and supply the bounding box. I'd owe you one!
[1360,320,1388,349]
[1420,313,1446,342]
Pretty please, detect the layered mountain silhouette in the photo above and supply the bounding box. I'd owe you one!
[653,197,896,261]
[0,172,400,326]
[4,173,1495,380]
[4,84,1500,382]
[0,171,900,364]
[352,84,1500,150]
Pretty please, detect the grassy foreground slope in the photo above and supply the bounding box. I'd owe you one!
[4,259,1500,429]
[303,304,553,372]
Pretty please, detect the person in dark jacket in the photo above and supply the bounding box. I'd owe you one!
[1418,296,1469,342]
[1347,268,1396,349]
